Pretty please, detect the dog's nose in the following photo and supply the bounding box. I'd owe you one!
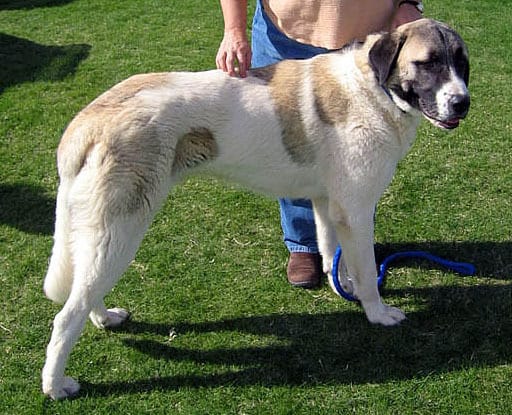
[451,94,470,117]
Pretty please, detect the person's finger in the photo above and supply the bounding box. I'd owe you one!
[225,51,237,77]
[215,50,227,72]
[237,50,250,77]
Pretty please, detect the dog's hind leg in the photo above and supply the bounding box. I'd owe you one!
[42,212,150,400]
[42,284,90,400]
[87,211,155,328]
[44,180,74,304]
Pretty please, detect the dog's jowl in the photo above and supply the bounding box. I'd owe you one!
[42,19,469,399]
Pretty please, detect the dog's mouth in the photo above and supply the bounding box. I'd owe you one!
[423,113,463,130]
[428,116,461,130]
[421,100,469,130]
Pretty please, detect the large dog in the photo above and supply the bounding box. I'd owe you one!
[42,19,470,399]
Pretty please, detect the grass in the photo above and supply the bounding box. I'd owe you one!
[1,0,511,413]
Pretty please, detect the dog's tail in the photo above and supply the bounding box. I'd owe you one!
[43,179,73,304]
[44,109,102,303]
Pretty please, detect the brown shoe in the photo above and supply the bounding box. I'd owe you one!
[287,253,322,288]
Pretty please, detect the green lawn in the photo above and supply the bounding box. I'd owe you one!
[1,0,511,413]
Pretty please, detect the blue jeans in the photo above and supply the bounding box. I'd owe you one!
[251,0,329,254]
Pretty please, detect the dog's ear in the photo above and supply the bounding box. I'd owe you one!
[369,32,405,85]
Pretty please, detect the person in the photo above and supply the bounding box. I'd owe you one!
[216,0,423,288]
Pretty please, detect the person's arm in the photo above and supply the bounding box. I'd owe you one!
[216,0,252,77]
[392,0,423,28]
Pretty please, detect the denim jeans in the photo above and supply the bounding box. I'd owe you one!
[251,0,329,254]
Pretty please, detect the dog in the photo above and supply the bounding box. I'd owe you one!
[42,19,470,399]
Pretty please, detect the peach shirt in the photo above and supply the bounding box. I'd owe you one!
[262,0,399,49]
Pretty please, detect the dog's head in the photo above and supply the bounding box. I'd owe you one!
[369,18,470,129]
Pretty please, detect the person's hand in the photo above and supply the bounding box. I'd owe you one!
[216,28,252,78]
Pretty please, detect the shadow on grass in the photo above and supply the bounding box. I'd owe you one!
[0,0,75,10]
[0,33,90,93]
[0,183,55,234]
[80,278,512,397]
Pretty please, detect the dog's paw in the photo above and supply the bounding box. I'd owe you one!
[104,307,131,327]
[90,307,130,329]
[362,302,406,326]
[43,376,80,400]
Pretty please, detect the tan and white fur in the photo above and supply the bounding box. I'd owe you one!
[42,19,470,399]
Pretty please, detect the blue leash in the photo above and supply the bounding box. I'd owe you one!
[330,245,476,302]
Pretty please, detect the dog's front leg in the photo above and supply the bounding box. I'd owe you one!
[329,201,405,326]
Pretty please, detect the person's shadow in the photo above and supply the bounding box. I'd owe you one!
[0,183,55,234]
[0,32,90,93]
[1,4,89,231]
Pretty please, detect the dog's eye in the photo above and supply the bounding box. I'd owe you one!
[414,60,437,70]
[414,52,442,71]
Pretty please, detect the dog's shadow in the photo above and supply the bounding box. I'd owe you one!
[82,251,512,397]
